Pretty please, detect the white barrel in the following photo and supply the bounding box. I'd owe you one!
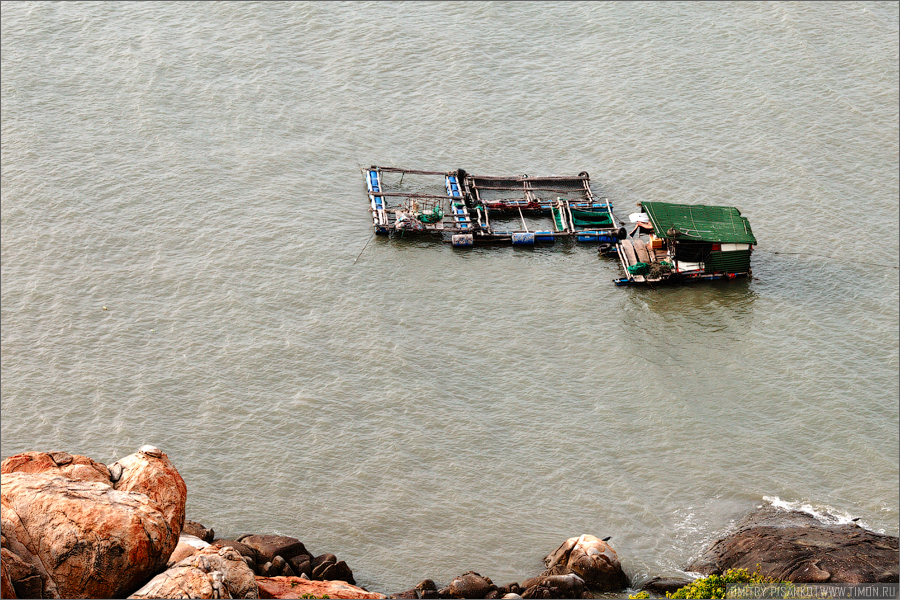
[451,234,474,247]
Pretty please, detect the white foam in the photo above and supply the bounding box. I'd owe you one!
[763,496,861,527]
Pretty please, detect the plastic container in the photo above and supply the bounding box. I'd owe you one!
[511,232,535,245]
[451,234,473,247]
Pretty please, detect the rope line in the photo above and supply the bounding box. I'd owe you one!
[761,250,899,269]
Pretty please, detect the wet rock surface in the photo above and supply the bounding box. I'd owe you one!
[639,576,694,595]
[687,506,900,584]
[438,571,498,599]
[520,572,586,598]
[543,534,628,591]
[184,519,216,543]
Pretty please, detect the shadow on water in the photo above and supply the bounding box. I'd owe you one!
[613,278,760,384]
[622,278,757,328]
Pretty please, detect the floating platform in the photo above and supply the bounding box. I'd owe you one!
[363,166,757,286]
[364,166,625,247]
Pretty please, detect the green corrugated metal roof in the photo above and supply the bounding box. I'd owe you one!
[641,202,757,244]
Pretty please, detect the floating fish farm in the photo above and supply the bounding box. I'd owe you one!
[364,166,625,249]
[363,166,756,286]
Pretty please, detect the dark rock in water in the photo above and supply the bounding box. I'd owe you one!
[182,519,215,543]
[544,534,629,591]
[240,533,309,564]
[417,579,441,599]
[305,552,355,584]
[389,578,439,599]
[272,554,296,577]
[319,559,356,585]
[439,571,498,599]
[287,553,313,578]
[520,573,585,599]
[260,561,277,577]
[312,552,338,577]
[686,506,900,584]
[640,576,694,594]
[497,582,522,597]
[243,554,258,574]
[210,538,260,565]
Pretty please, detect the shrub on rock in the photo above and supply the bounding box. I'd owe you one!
[666,568,780,599]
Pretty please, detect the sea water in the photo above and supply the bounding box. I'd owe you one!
[2,1,897,594]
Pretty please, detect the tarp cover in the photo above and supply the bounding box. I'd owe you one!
[641,202,757,244]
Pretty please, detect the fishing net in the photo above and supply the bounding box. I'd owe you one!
[571,209,613,227]
[648,261,673,278]
[418,206,444,223]
[627,262,650,275]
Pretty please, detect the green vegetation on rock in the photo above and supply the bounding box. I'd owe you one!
[666,567,791,599]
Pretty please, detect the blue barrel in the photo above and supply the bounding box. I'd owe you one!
[512,232,535,245]
[576,231,620,243]
[535,231,555,243]
[451,234,473,247]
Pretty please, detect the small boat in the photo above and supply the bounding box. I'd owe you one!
[613,201,757,286]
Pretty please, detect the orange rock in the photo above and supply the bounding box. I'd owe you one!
[1,494,60,598]
[111,445,187,537]
[166,533,209,568]
[256,576,387,599]
[2,472,179,598]
[1,446,188,599]
[129,545,257,599]
[1,451,111,484]
[0,554,16,599]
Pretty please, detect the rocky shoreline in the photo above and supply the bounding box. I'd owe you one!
[2,446,897,599]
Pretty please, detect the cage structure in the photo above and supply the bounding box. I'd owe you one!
[365,166,625,248]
